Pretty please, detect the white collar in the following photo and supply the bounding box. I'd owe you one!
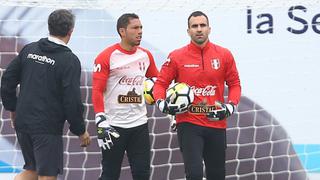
[48,36,68,47]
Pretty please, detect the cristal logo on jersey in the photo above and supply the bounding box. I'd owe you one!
[191,85,216,96]
[188,99,217,114]
[118,88,142,104]
[189,104,217,114]
[94,64,101,72]
[211,58,220,70]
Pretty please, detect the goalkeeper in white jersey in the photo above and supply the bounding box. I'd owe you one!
[92,13,158,180]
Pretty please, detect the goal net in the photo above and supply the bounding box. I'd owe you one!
[1,0,317,179]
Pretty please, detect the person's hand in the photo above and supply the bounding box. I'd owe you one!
[95,113,120,150]
[156,95,188,115]
[79,131,91,147]
[169,116,177,131]
[10,111,16,129]
[206,101,235,121]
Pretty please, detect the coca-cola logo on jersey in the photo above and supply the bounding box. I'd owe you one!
[191,85,216,96]
[119,75,144,85]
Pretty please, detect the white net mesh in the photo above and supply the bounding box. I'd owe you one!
[0,0,316,179]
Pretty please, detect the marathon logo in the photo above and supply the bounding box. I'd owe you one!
[27,53,55,65]
[188,104,217,114]
[118,88,142,104]
[184,64,200,68]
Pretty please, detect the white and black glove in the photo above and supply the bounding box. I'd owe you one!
[156,96,188,115]
[95,113,120,150]
[169,115,177,131]
[206,101,235,121]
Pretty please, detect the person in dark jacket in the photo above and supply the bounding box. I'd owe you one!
[0,9,90,180]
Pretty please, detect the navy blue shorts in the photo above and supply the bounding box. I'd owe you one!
[16,132,63,176]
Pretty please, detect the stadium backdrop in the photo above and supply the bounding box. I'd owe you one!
[0,1,319,179]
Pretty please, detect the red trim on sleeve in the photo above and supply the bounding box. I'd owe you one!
[92,79,106,113]
[92,45,115,113]
[142,48,159,78]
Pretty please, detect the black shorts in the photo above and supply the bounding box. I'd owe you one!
[177,122,226,180]
[16,132,63,176]
[100,123,150,180]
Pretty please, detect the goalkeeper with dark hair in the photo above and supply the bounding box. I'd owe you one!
[92,13,158,180]
[153,11,241,180]
[1,9,90,180]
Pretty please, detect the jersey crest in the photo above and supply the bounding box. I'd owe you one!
[211,58,220,70]
[138,62,146,72]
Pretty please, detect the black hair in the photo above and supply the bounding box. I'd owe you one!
[187,11,209,28]
[48,9,75,36]
[116,13,139,37]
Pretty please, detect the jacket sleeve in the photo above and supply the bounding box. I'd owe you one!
[225,50,241,105]
[63,55,85,136]
[153,55,177,101]
[1,55,21,111]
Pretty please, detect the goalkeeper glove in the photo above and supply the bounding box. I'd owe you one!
[156,96,188,115]
[95,113,120,150]
[169,115,177,131]
[206,101,235,121]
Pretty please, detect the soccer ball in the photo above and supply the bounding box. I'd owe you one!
[143,77,157,105]
[166,82,194,108]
